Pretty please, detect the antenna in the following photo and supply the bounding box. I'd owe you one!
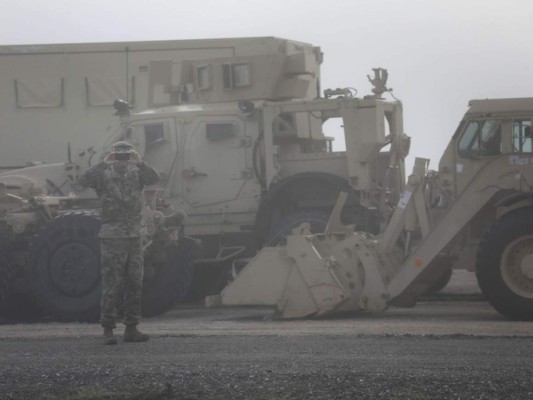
[67,142,72,163]
[366,68,390,99]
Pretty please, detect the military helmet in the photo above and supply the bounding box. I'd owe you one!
[112,141,134,153]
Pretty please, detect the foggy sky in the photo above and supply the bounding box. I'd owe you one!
[2,0,533,170]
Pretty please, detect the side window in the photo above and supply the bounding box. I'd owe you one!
[222,63,251,89]
[512,120,533,153]
[479,120,501,156]
[458,120,501,158]
[196,65,211,90]
[144,123,166,147]
[458,121,480,157]
[206,123,235,141]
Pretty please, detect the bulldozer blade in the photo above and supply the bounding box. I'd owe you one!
[217,234,351,318]
[218,248,293,306]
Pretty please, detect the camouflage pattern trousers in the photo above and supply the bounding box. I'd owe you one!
[99,238,143,329]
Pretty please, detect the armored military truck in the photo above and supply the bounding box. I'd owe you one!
[0,37,321,170]
[0,38,407,320]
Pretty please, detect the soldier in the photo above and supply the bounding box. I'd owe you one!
[78,141,160,345]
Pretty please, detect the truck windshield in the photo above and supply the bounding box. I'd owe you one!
[458,120,501,158]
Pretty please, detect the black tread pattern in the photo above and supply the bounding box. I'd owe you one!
[141,236,197,317]
[476,207,533,321]
[27,211,197,321]
[26,211,102,322]
[0,245,14,307]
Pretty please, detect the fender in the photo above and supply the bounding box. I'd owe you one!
[495,191,533,217]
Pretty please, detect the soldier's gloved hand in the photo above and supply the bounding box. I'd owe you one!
[103,153,115,165]
[128,151,142,165]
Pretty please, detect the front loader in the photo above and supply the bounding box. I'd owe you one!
[213,98,533,321]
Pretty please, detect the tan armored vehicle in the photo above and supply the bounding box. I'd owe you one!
[0,44,407,321]
[216,97,533,321]
[0,37,320,169]
[3,37,530,322]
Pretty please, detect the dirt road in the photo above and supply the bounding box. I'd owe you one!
[1,272,532,399]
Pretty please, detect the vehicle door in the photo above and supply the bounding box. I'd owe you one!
[180,116,250,208]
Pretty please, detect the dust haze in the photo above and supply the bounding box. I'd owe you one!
[2,0,532,170]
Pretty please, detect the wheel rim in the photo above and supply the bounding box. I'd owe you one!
[48,242,100,297]
[500,235,533,299]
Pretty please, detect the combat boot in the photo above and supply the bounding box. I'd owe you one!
[123,325,149,342]
[102,327,117,345]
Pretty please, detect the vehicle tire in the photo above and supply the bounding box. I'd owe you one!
[0,240,42,321]
[0,292,43,321]
[424,267,453,295]
[184,261,230,302]
[255,173,378,246]
[265,210,331,246]
[26,212,102,322]
[0,246,13,307]
[475,207,533,321]
[141,236,196,317]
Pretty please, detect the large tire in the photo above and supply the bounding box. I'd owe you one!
[26,212,102,322]
[184,261,230,301]
[141,236,196,317]
[0,293,43,321]
[0,247,14,310]
[423,266,453,295]
[475,208,533,321]
[265,210,330,246]
[255,173,378,245]
[0,239,42,321]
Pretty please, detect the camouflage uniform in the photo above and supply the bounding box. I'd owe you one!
[78,145,160,329]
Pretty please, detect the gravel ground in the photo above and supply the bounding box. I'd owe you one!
[1,334,533,400]
[1,271,532,400]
